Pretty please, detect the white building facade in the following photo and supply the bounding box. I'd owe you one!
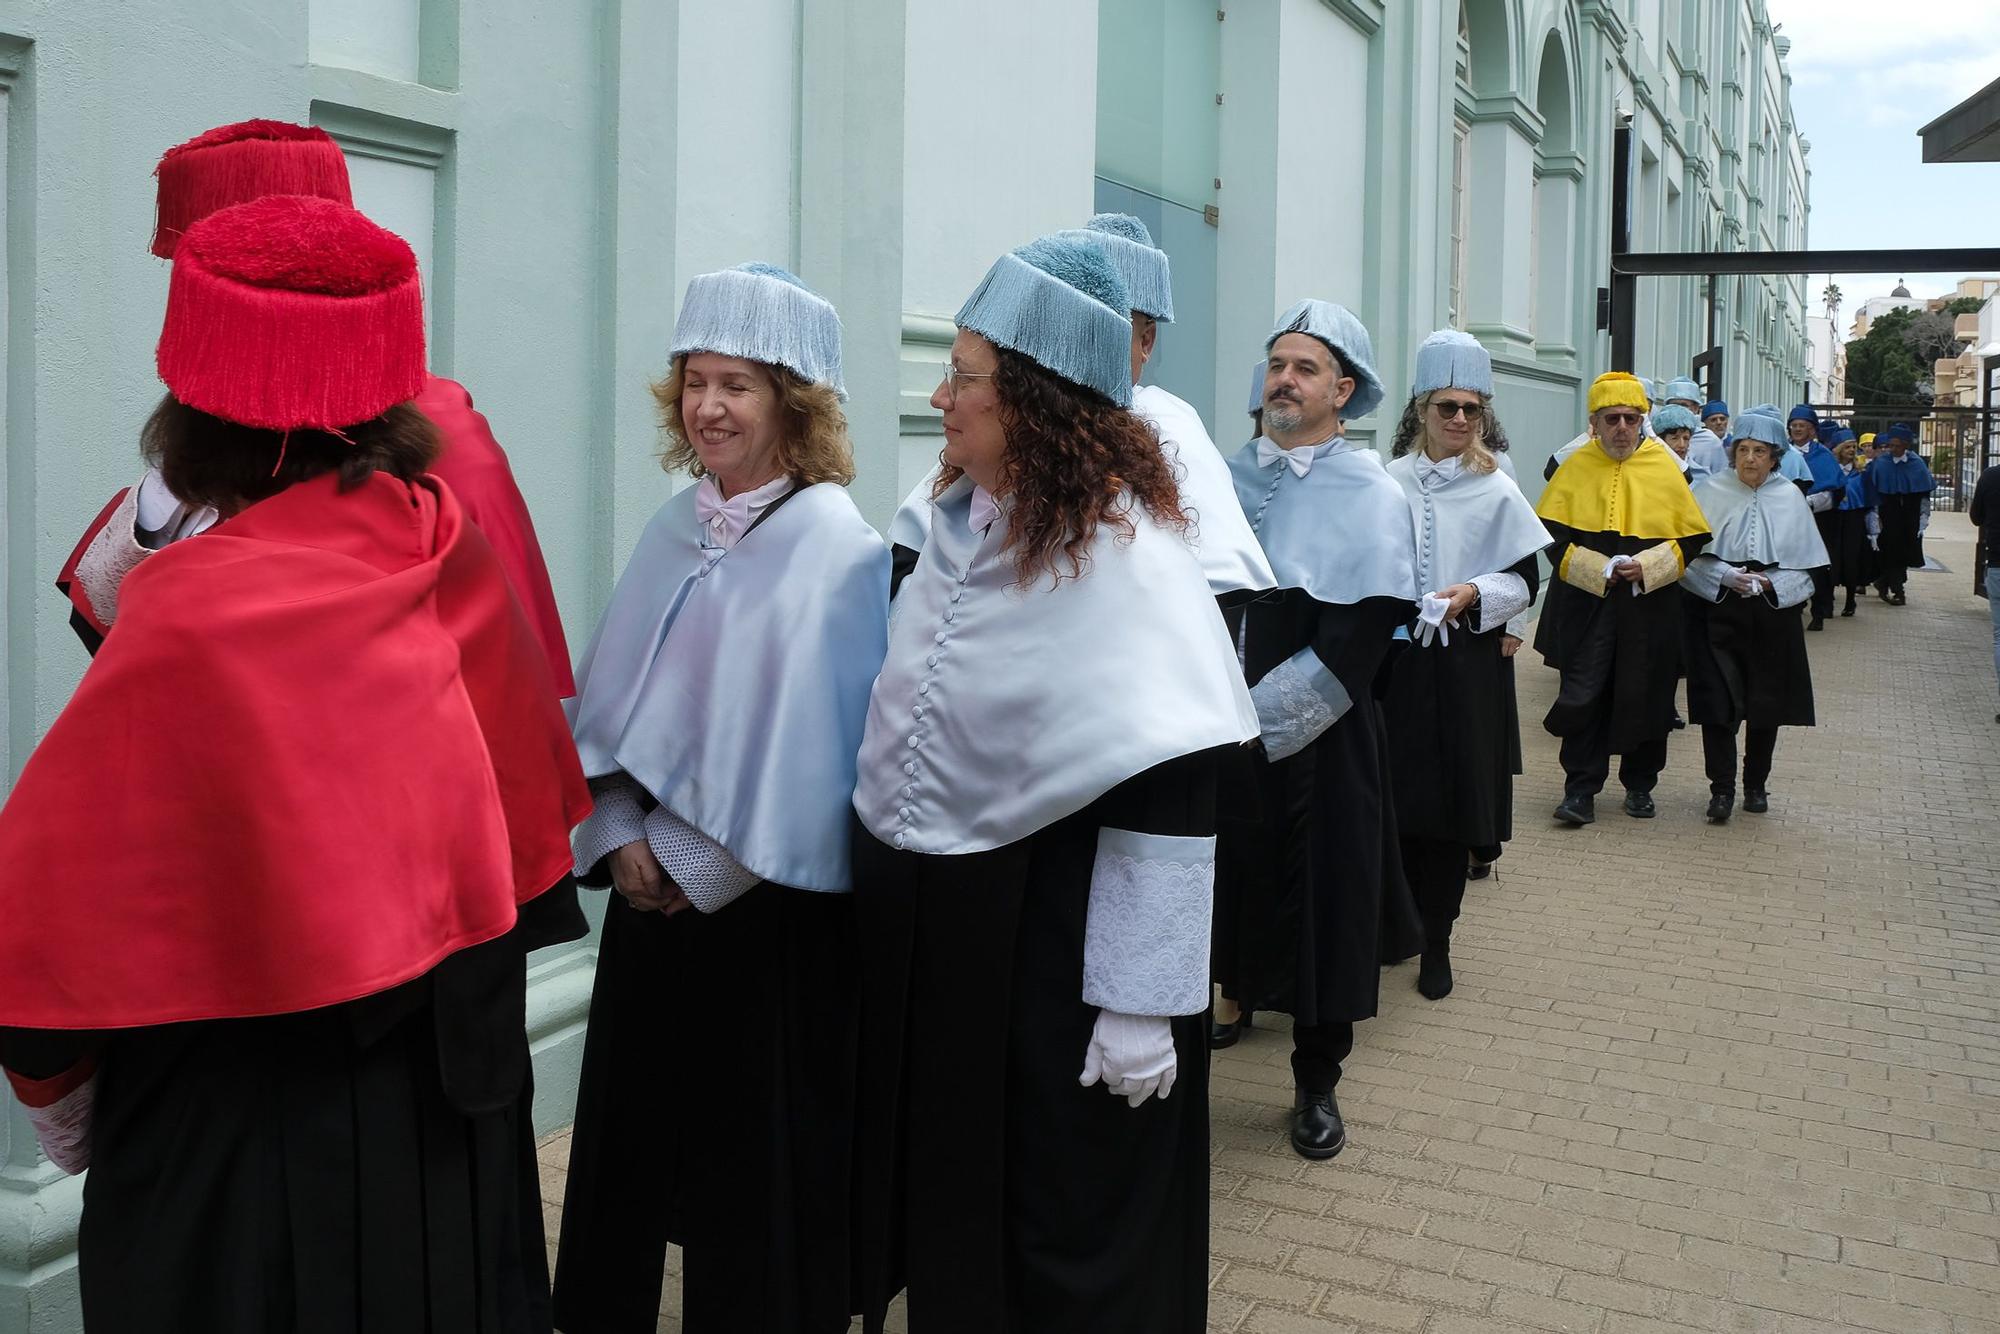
[0,2,1809,1323]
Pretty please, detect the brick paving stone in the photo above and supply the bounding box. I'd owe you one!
[534,515,2000,1330]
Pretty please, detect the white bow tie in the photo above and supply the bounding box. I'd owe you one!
[1257,438,1315,478]
[694,484,751,539]
[1417,455,1462,489]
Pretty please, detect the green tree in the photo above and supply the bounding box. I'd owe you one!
[1846,307,1930,421]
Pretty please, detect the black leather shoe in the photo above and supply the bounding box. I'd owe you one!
[1466,861,1493,881]
[1417,945,1454,1001]
[1889,590,1906,606]
[1291,1090,1347,1160]
[1208,1011,1252,1050]
[1841,598,1857,617]
[1554,795,1595,826]
[1706,792,1734,823]
[1807,616,1825,631]
[1743,789,1769,813]
[1670,713,1687,730]
[1623,790,1656,819]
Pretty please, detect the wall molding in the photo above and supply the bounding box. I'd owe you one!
[1318,0,1385,39]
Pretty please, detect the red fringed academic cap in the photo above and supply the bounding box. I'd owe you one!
[0,472,590,1028]
[151,119,353,259]
[157,194,427,431]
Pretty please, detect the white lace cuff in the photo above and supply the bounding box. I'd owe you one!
[1763,568,1816,609]
[1250,646,1350,761]
[15,1073,96,1175]
[572,774,648,877]
[1679,555,1729,603]
[1469,571,1531,632]
[1634,540,1685,594]
[1806,490,1834,514]
[1081,827,1215,1017]
[644,807,760,913]
[73,487,152,627]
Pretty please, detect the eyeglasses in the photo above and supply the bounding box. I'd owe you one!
[1431,400,1483,420]
[1598,412,1644,428]
[939,361,995,400]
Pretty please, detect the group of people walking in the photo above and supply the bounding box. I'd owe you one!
[0,115,1881,1334]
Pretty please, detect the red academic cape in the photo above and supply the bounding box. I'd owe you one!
[0,471,591,1029]
[54,376,574,696]
[418,375,576,696]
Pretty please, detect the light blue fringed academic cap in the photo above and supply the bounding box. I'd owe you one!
[1412,329,1492,396]
[956,235,1134,406]
[670,261,845,398]
[1053,213,1174,324]
[1662,377,1703,405]
[1734,409,1786,447]
[1266,299,1384,420]
[1651,404,1699,435]
[1249,360,1268,415]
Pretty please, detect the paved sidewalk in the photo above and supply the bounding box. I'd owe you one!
[540,514,2000,1333]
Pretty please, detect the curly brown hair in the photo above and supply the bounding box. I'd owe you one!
[652,354,855,486]
[934,346,1185,586]
[142,395,440,513]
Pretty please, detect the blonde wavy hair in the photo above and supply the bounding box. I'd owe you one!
[1389,389,1500,474]
[651,354,856,486]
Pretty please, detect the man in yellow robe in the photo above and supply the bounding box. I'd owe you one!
[1535,372,1711,824]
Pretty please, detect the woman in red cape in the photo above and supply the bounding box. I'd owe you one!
[0,194,589,1334]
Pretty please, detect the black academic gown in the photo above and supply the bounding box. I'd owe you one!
[1534,526,1708,753]
[851,747,1223,1334]
[1682,576,1817,732]
[552,868,857,1334]
[1384,557,1541,851]
[1213,593,1424,1024]
[0,900,576,1334]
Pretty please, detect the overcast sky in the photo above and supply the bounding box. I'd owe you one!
[1764,0,2000,333]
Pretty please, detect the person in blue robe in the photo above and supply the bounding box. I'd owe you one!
[1785,405,1846,629]
[1863,423,1935,606]
[1828,430,1874,616]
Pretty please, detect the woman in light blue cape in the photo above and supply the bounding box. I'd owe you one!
[551,262,889,1334]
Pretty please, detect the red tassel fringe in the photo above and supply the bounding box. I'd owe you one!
[152,137,353,259]
[157,256,427,432]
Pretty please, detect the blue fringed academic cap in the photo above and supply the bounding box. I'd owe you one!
[1412,329,1492,396]
[1735,409,1786,447]
[1883,422,1916,444]
[1267,299,1384,420]
[1702,399,1730,420]
[956,235,1133,405]
[1651,404,1699,435]
[1662,377,1703,404]
[1787,403,1818,425]
[1055,213,1174,324]
[670,261,845,398]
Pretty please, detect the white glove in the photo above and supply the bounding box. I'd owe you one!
[1868,534,1879,551]
[1806,491,1834,514]
[1079,1009,1177,1108]
[1720,566,1765,597]
[1414,591,1455,647]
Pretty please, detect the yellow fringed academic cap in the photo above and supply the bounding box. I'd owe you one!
[1536,439,1710,541]
[1586,371,1650,415]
